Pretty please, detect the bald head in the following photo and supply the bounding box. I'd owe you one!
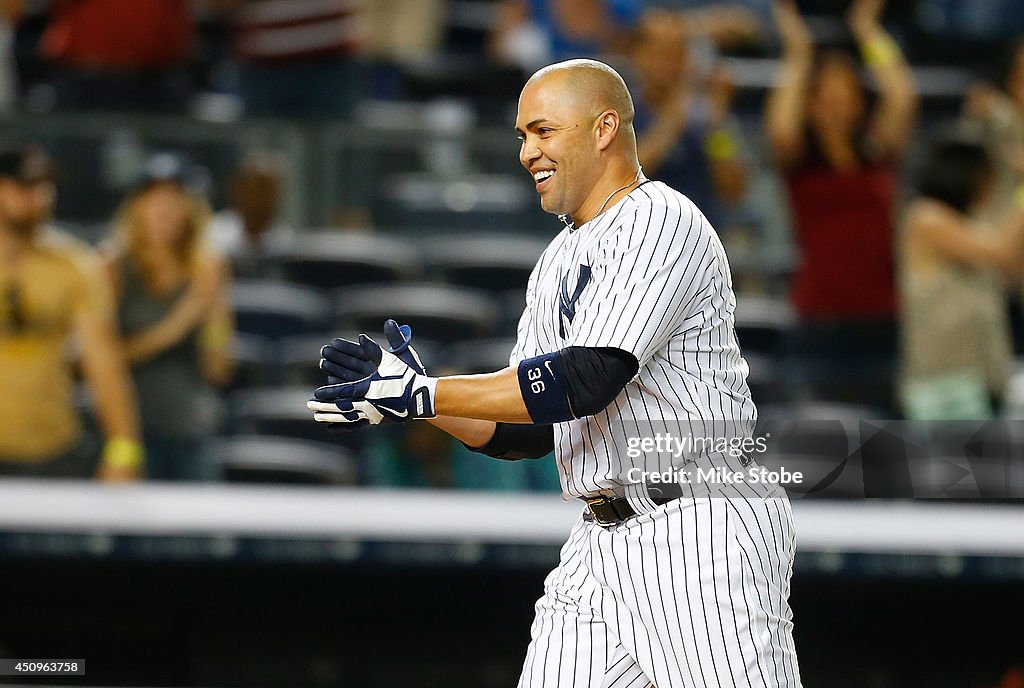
[516,59,642,224]
[524,59,636,138]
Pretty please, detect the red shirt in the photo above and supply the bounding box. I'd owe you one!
[234,0,363,65]
[42,0,194,70]
[785,156,898,319]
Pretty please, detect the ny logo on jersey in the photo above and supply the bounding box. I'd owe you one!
[558,264,592,338]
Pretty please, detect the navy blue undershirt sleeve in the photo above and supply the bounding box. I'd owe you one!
[466,423,555,461]
[562,346,639,417]
[467,347,640,459]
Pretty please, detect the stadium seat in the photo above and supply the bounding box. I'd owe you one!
[744,352,789,405]
[756,400,888,429]
[756,401,875,456]
[733,296,796,357]
[916,421,1024,498]
[375,173,537,232]
[231,280,331,339]
[755,403,900,498]
[421,234,547,293]
[332,283,499,343]
[498,288,527,333]
[229,386,337,443]
[229,333,276,390]
[205,435,356,485]
[447,338,517,374]
[277,334,336,387]
[265,231,422,290]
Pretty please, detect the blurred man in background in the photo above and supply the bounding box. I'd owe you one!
[488,0,760,73]
[224,0,366,118]
[631,9,747,232]
[0,0,23,113]
[489,0,642,71]
[41,0,197,111]
[0,145,143,480]
[210,151,293,279]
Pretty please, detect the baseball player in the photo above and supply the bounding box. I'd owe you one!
[308,59,801,687]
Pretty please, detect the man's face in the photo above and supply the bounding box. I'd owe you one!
[633,20,688,94]
[0,178,55,236]
[516,75,600,219]
[233,171,281,232]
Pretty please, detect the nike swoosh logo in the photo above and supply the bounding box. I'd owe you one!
[544,360,554,377]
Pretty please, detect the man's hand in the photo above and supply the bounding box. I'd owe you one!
[319,319,426,383]
[309,320,434,428]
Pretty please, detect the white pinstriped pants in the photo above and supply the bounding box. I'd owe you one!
[517,496,802,688]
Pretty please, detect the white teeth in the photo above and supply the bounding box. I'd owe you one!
[534,170,554,182]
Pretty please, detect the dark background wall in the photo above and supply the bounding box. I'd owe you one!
[2,556,1022,687]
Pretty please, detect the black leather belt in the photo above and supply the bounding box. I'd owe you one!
[582,455,757,526]
[582,484,685,527]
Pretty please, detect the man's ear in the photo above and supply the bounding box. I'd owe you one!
[594,110,620,151]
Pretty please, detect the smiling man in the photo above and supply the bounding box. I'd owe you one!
[518,61,641,223]
[310,59,802,688]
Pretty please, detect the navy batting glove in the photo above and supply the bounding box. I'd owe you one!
[320,319,426,383]
[308,332,437,427]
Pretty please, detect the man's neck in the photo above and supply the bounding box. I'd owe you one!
[570,161,643,227]
[0,225,33,265]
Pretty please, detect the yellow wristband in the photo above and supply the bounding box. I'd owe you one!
[862,35,900,68]
[1015,184,1024,211]
[102,438,144,471]
[704,129,738,161]
[199,319,232,350]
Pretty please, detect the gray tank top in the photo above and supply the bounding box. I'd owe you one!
[117,256,222,438]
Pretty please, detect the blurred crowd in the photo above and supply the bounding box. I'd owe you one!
[0,0,1023,485]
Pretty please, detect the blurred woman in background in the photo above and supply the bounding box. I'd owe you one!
[899,134,1024,420]
[765,0,918,411]
[963,39,1024,225]
[104,154,233,480]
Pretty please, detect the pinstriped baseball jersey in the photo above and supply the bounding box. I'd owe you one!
[511,180,757,499]
[511,177,802,688]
